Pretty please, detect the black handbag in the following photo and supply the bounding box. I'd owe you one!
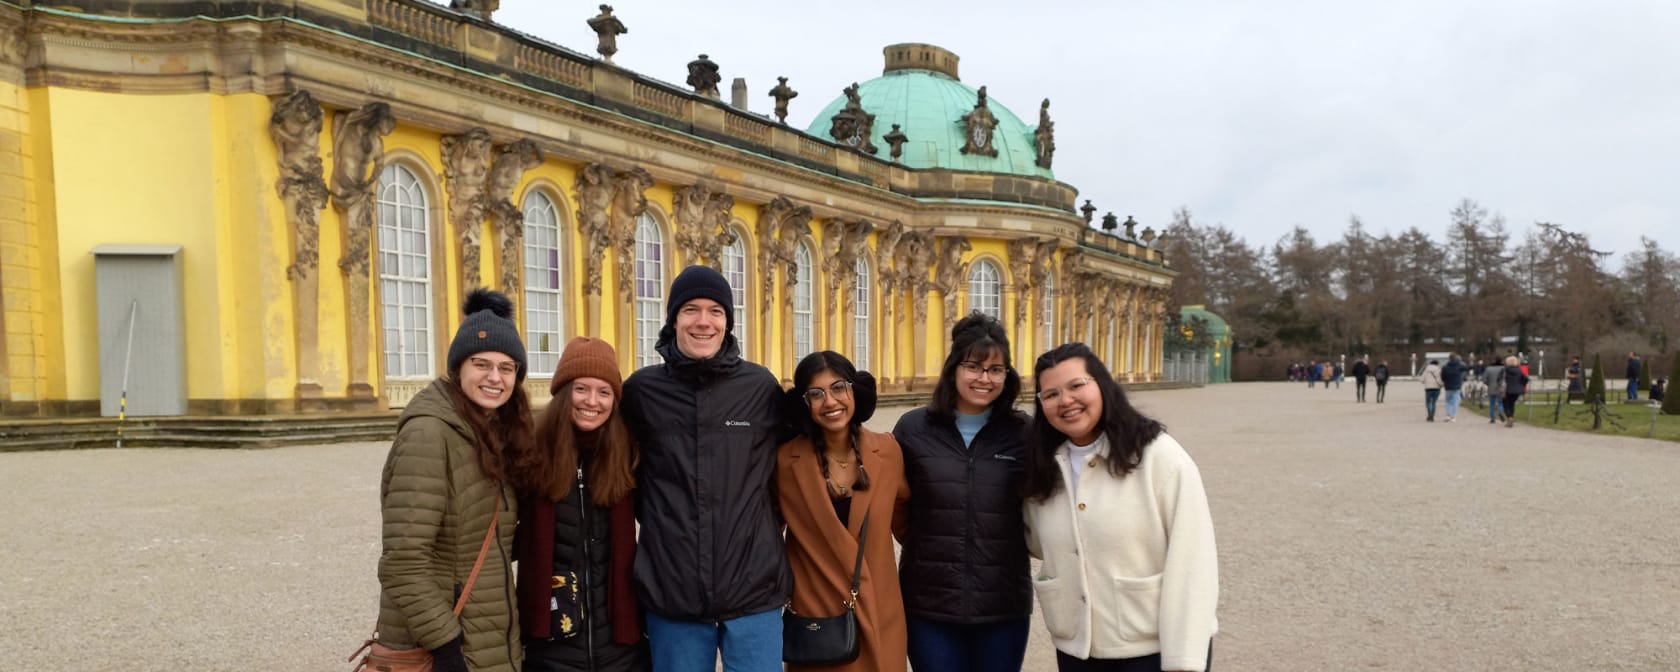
[783,508,869,666]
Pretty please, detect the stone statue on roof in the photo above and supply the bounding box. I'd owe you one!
[1034,98,1055,169]
[959,85,999,157]
[687,54,721,98]
[587,5,627,62]
[768,76,798,124]
[883,124,908,162]
[828,82,878,155]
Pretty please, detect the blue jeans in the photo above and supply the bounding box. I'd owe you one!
[1444,389,1462,418]
[1628,378,1638,400]
[1489,392,1504,419]
[906,615,1030,672]
[645,607,782,672]
[1424,389,1440,419]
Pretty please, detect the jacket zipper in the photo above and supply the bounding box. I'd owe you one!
[499,487,516,669]
[961,423,978,620]
[578,466,598,671]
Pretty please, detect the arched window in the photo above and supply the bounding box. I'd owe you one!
[634,213,665,369]
[853,257,871,371]
[969,260,1001,319]
[377,163,434,379]
[522,191,563,375]
[793,242,814,361]
[722,236,749,355]
[1041,273,1056,351]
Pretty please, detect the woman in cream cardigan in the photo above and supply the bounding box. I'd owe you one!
[1022,343,1218,672]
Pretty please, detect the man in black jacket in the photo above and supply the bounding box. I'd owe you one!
[1351,357,1371,402]
[622,265,789,671]
[1440,354,1468,422]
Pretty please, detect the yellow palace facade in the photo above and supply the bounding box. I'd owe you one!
[0,0,1174,417]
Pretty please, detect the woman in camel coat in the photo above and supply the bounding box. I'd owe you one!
[777,351,911,672]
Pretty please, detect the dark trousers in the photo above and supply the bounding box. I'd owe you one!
[906,615,1030,672]
[1375,380,1387,402]
[1355,379,1368,402]
[1054,644,1212,672]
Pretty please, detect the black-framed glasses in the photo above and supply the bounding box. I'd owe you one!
[958,361,1010,380]
[468,356,520,378]
[803,380,853,405]
[1035,376,1094,404]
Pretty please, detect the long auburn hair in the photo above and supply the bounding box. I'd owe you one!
[785,351,878,493]
[442,364,540,490]
[531,383,637,506]
[1022,342,1163,502]
[928,311,1021,425]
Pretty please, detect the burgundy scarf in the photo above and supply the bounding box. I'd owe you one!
[516,438,640,644]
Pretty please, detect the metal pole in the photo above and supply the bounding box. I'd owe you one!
[117,299,138,448]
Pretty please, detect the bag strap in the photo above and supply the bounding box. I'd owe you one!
[844,508,870,608]
[455,498,502,616]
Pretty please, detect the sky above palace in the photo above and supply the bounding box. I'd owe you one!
[477,0,1679,262]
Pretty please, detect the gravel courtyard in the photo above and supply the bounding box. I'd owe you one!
[3,382,1676,671]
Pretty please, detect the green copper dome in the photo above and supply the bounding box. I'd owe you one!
[805,45,1053,179]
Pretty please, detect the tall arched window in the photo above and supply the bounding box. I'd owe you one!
[634,212,665,368]
[853,257,871,371]
[1041,273,1056,351]
[969,260,1001,319]
[793,242,814,361]
[522,191,564,375]
[722,236,749,355]
[377,163,434,379]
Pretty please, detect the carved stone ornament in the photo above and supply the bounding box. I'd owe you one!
[441,127,495,290]
[828,83,879,155]
[757,197,813,312]
[449,0,499,21]
[823,219,874,316]
[330,102,397,277]
[329,101,396,399]
[959,85,999,157]
[687,54,721,98]
[1030,238,1059,288]
[900,231,936,326]
[672,184,737,270]
[609,167,656,303]
[1,26,26,67]
[270,90,328,282]
[587,5,627,62]
[1033,98,1055,169]
[1079,199,1096,224]
[768,76,798,125]
[883,124,908,162]
[874,220,906,295]
[575,163,615,296]
[934,235,972,332]
[1007,237,1038,327]
[486,139,542,294]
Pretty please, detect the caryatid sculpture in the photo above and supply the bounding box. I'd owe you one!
[270,90,328,403]
[587,5,627,63]
[486,139,542,295]
[609,167,655,304]
[329,101,396,401]
[574,163,615,296]
[441,127,494,290]
[934,235,973,333]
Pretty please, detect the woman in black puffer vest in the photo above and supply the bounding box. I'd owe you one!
[892,312,1033,672]
[517,338,648,672]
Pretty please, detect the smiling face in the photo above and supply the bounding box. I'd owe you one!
[459,352,518,411]
[567,376,615,432]
[954,347,1006,415]
[805,368,854,435]
[1037,357,1103,445]
[674,298,728,360]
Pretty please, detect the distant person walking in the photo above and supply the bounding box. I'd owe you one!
[1440,354,1467,423]
[1482,359,1506,424]
[1333,362,1344,389]
[1421,359,1443,422]
[1501,356,1530,428]
[1351,358,1371,403]
[1626,352,1642,400]
[1566,357,1584,400]
[1374,361,1390,403]
[1307,361,1319,388]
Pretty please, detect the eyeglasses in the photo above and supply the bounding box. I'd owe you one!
[803,380,853,405]
[468,356,520,378]
[1035,376,1094,404]
[958,361,1010,380]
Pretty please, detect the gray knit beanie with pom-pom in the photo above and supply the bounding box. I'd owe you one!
[447,288,527,384]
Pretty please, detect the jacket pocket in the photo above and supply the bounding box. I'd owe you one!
[549,570,582,638]
[1110,573,1162,642]
[1032,576,1080,640]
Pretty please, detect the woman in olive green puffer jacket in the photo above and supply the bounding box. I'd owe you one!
[374,290,541,672]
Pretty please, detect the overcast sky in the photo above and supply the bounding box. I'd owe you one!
[476,0,1678,265]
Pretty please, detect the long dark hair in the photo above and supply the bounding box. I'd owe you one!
[531,385,637,506]
[785,351,878,494]
[1022,342,1163,501]
[442,363,539,490]
[928,311,1021,424]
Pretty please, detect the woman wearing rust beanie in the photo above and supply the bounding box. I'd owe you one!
[517,337,649,671]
